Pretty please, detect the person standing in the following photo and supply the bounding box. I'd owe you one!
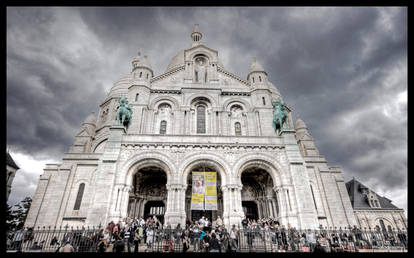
[230,225,239,252]
[181,229,191,252]
[216,216,223,228]
[192,223,201,252]
[134,224,143,253]
[146,227,154,251]
[306,229,316,252]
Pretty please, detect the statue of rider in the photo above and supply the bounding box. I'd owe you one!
[271,99,288,135]
[116,96,133,131]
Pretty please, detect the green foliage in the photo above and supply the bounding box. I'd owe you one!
[6,197,32,231]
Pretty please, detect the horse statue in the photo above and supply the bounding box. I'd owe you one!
[271,99,288,135]
[116,96,133,131]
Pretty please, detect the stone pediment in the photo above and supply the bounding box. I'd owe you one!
[151,69,185,87]
[184,44,221,64]
[217,69,250,88]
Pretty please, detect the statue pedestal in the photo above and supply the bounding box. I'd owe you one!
[102,125,126,161]
[279,128,296,141]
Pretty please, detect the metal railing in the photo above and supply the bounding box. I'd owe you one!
[6,226,408,252]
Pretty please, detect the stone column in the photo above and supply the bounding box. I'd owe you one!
[133,198,140,219]
[190,109,195,134]
[255,200,261,219]
[216,111,220,135]
[274,186,289,226]
[255,111,262,136]
[242,112,248,136]
[226,112,231,135]
[164,184,186,227]
[271,199,278,218]
[267,199,274,218]
[140,200,146,218]
[120,185,133,219]
[222,184,243,228]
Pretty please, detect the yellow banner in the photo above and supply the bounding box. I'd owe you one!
[191,193,204,203]
[205,186,217,196]
[191,172,205,210]
[204,172,216,182]
[204,172,217,210]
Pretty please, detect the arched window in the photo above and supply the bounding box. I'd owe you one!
[252,77,255,83]
[146,73,149,79]
[160,120,167,134]
[197,106,206,133]
[310,185,317,210]
[73,183,85,210]
[380,219,386,232]
[135,93,139,102]
[259,76,262,82]
[235,122,242,136]
[139,72,142,78]
[262,97,266,105]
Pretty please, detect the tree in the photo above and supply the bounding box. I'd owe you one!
[6,197,32,231]
[6,204,16,232]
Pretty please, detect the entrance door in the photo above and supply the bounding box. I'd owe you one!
[191,210,212,222]
[242,201,258,220]
[144,201,165,224]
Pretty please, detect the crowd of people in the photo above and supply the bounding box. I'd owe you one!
[7,215,408,253]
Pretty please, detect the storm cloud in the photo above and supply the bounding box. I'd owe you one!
[7,7,407,214]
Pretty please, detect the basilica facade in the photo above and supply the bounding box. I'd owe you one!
[26,25,392,230]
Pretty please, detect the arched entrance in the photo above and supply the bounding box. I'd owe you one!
[241,167,278,221]
[127,166,167,223]
[185,165,223,223]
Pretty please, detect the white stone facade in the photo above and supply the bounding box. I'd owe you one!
[25,25,359,230]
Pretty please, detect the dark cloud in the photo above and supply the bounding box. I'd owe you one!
[7,7,406,213]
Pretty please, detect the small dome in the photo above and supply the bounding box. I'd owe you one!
[132,53,153,71]
[249,58,266,74]
[83,112,96,125]
[295,118,307,130]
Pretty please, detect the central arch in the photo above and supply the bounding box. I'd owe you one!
[181,157,229,224]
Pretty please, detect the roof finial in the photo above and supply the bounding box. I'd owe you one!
[191,24,202,46]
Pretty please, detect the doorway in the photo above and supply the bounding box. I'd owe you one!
[242,201,258,220]
[144,200,165,224]
[191,210,212,222]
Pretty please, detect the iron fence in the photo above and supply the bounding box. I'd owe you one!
[6,226,408,253]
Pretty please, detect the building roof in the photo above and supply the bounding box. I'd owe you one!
[345,178,401,210]
[6,152,19,169]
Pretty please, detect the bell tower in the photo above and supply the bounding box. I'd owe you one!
[191,24,203,47]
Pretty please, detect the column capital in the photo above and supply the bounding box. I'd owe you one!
[221,184,242,191]
[166,184,186,191]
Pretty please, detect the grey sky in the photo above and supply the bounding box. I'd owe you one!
[6,7,407,214]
